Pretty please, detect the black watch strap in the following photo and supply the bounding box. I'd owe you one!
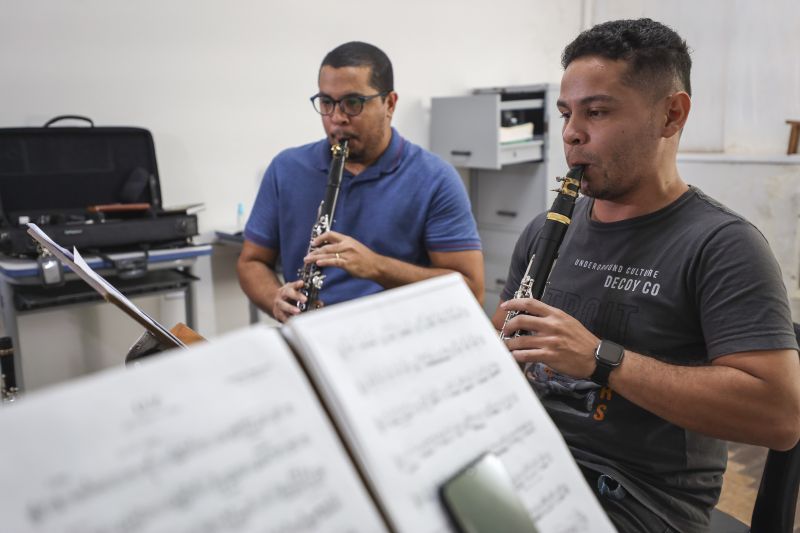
[591,340,624,387]
[590,361,614,387]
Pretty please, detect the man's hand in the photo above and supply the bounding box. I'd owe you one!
[271,279,306,323]
[501,297,600,379]
[305,230,380,279]
[302,230,484,302]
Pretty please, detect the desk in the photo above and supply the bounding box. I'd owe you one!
[214,231,261,325]
[0,244,212,391]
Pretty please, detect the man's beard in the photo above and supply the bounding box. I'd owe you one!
[582,170,641,201]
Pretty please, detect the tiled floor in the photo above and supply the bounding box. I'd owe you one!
[717,442,800,532]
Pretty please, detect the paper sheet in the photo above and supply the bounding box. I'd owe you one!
[288,274,617,533]
[0,327,387,533]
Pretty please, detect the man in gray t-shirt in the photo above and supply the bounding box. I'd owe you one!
[494,19,800,533]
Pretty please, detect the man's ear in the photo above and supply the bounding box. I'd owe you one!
[386,91,398,118]
[663,91,691,138]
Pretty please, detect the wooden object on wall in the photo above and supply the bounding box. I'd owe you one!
[787,120,800,155]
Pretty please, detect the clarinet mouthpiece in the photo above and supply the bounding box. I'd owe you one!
[567,165,586,180]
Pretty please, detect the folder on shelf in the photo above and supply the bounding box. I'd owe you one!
[0,274,616,532]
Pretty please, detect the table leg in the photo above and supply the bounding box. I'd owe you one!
[183,268,197,331]
[0,279,24,392]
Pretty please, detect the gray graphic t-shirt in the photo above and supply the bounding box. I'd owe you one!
[502,186,797,533]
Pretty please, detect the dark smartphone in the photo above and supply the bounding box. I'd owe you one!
[440,452,539,533]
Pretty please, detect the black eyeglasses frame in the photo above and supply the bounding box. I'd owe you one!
[309,91,390,117]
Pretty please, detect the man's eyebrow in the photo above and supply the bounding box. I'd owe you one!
[557,94,619,108]
[317,92,366,99]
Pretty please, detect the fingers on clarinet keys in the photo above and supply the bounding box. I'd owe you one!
[501,328,536,341]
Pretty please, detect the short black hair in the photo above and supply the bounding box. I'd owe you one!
[562,18,691,98]
[320,41,394,94]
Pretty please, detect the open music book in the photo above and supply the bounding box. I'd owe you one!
[0,274,616,533]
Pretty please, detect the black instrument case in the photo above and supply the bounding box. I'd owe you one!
[0,116,198,257]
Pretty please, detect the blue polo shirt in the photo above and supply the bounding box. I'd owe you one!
[244,128,481,306]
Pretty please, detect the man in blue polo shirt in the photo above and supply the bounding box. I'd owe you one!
[238,41,483,322]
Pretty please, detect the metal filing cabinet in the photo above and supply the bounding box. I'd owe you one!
[431,84,566,316]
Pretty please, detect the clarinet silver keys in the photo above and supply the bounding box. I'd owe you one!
[0,336,18,404]
[296,139,349,312]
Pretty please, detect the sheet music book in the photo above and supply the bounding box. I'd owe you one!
[0,274,617,533]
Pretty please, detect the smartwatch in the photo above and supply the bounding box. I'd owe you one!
[590,340,625,386]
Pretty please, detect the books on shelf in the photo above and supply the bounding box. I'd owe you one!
[500,122,535,145]
[0,274,616,533]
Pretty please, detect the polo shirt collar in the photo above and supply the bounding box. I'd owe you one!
[314,128,405,182]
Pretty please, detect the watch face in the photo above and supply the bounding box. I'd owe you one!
[596,341,624,365]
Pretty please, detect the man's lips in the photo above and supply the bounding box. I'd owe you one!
[567,159,590,168]
[332,132,356,141]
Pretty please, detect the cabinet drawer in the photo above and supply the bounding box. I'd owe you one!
[485,258,513,295]
[479,227,520,264]
[498,140,543,166]
[430,94,500,169]
[472,163,549,230]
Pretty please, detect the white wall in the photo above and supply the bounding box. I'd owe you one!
[0,0,583,231]
[593,0,800,154]
[0,0,585,388]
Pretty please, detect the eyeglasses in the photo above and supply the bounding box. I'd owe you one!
[310,92,389,117]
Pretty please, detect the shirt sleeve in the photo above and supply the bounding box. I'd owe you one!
[693,221,798,358]
[423,165,481,252]
[243,163,280,250]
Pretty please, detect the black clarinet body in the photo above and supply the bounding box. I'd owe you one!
[500,165,585,339]
[296,140,349,312]
[0,336,18,403]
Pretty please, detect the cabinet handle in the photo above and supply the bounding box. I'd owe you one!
[450,150,472,156]
[496,210,517,218]
[495,278,507,286]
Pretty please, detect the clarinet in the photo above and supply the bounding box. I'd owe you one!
[0,336,18,404]
[500,165,585,339]
[296,139,349,312]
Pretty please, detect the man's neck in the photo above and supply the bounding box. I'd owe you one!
[591,169,689,223]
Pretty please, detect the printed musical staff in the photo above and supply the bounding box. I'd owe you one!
[373,363,501,431]
[334,306,472,362]
[392,394,520,475]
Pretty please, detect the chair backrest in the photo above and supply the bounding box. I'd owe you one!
[749,442,800,532]
[749,322,800,533]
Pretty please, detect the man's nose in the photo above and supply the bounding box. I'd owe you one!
[330,103,350,123]
[562,117,587,145]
